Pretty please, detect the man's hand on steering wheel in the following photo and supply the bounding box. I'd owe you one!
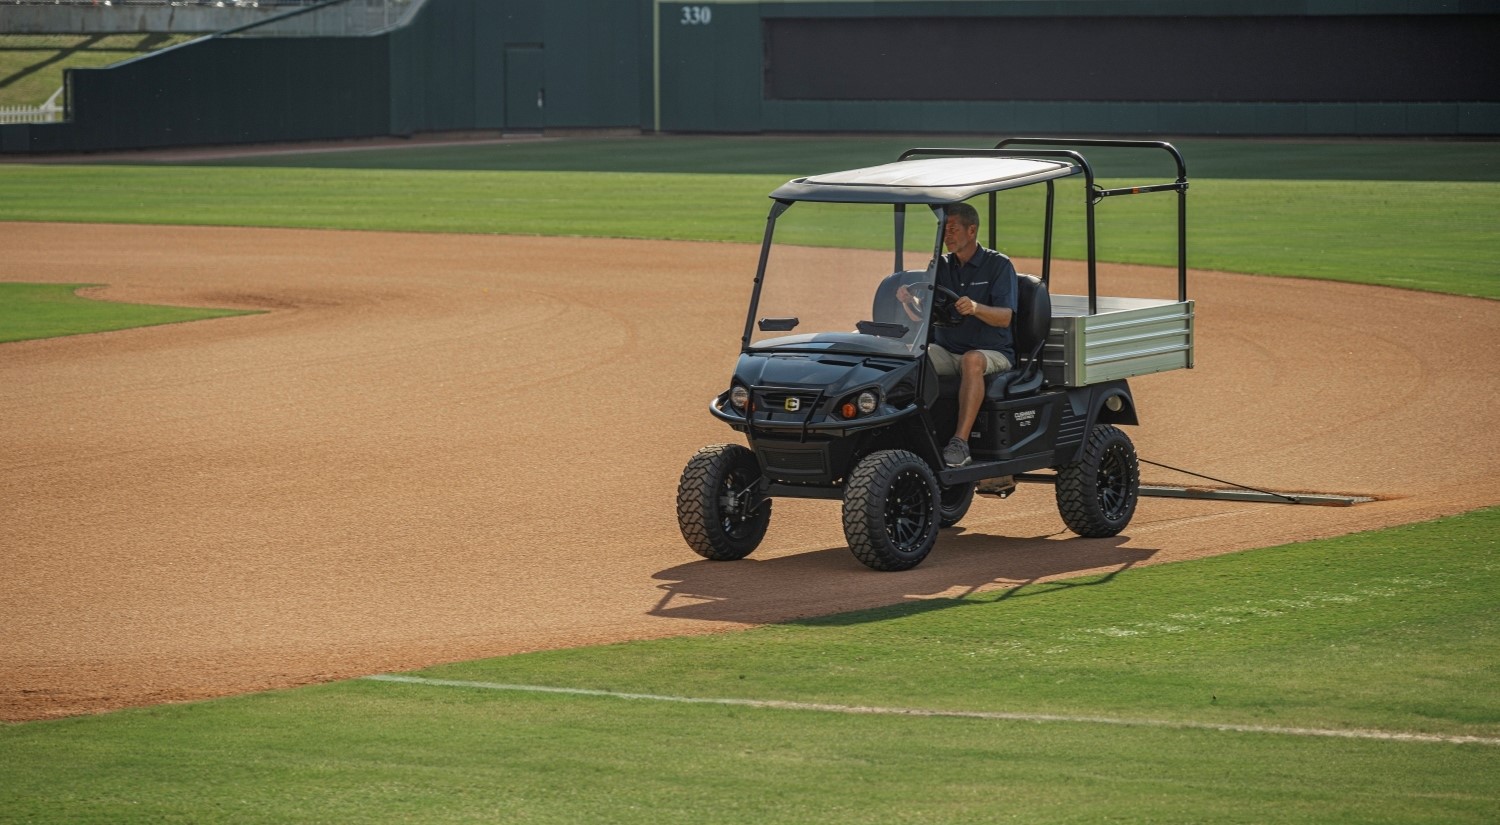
[931,284,965,326]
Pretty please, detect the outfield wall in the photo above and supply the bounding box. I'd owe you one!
[0,0,646,153]
[386,0,645,137]
[2,0,1496,154]
[1,35,392,153]
[656,1,1500,137]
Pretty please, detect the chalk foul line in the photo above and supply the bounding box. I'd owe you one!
[362,674,1498,747]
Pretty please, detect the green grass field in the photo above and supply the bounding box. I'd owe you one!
[4,508,1496,823]
[5,138,1498,298]
[165,134,1500,181]
[0,282,254,343]
[3,137,1497,821]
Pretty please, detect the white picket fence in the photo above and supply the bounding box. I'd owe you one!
[0,88,64,125]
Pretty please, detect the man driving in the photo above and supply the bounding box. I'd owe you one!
[900,202,1018,468]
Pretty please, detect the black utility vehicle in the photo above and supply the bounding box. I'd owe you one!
[677,139,1194,571]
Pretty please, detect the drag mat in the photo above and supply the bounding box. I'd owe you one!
[3,222,1497,720]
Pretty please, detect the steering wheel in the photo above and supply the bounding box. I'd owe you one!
[930,284,965,327]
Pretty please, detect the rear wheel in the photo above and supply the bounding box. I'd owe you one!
[843,450,940,571]
[1055,425,1139,537]
[938,482,975,527]
[677,444,771,560]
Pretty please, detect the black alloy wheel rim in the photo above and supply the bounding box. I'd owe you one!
[720,469,757,539]
[884,469,934,551]
[1096,443,1132,520]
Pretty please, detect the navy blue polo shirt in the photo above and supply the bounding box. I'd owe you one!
[934,246,1017,365]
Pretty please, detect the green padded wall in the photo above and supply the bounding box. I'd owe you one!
[651,0,1500,137]
[3,0,1497,154]
[59,35,390,151]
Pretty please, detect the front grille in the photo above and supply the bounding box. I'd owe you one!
[761,448,826,475]
[758,390,819,413]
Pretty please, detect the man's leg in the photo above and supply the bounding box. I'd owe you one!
[949,349,1012,472]
[928,347,972,467]
[954,350,988,444]
[941,351,990,468]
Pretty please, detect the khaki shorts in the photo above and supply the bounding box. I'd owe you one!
[928,345,1012,377]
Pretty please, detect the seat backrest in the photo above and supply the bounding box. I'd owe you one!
[1013,274,1051,363]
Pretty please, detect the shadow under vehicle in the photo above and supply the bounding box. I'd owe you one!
[677,138,1194,571]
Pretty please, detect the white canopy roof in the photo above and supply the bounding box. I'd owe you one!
[769,156,1080,204]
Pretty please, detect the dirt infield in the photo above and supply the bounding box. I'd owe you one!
[3,221,1497,722]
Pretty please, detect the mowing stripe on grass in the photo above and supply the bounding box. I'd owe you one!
[364,674,1500,747]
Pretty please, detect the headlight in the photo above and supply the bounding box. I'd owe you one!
[729,386,749,410]
[839,390,880,420]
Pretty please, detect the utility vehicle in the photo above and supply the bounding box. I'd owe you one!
[677,138,1193,571]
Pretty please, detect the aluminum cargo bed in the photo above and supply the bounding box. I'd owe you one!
[1042,295,1194,387]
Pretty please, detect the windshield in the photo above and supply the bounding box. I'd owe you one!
[748,202,943,358]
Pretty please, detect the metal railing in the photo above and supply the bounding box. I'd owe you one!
[221,0,422,38]
[0,87,64,125]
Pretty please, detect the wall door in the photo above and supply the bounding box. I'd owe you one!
[504,45,545,131]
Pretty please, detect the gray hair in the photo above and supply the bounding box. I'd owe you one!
[944,202,979,229]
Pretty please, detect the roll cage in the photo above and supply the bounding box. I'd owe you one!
[744,137,1189,349]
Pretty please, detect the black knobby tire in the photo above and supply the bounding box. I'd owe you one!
[938,482,975,528]
[842,450,941,571]
[677,444,771,561]
[1055,424,1140,538]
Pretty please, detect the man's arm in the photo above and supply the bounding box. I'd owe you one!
[894,284,923,322]
[955,257,1016,327]
[954,296,1012,328]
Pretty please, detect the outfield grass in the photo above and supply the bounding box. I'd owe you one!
[3,508,1495,823]
[426,508,1500,739]
[0,282,254,343]
[177,135,1500,182]
[179,135,1500,299]
[2,163,1496,298]
[0,34,192,107]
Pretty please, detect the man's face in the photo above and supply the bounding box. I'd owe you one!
[943,215,977,255]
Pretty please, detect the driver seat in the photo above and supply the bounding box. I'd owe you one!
[936,273,1051,401]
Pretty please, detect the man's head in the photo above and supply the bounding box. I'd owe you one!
[942,202,980,258]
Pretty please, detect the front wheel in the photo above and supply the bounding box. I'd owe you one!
[843,450,940,571]
[1055,425,1140,538]
[677,444,771,560]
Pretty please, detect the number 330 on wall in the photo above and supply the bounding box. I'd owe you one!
[681,5,712,25]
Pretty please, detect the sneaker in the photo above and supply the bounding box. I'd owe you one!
[942,437,972,468]
[977,475,1016,497]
